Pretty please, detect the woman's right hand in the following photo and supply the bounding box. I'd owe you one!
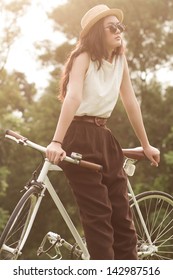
[46,142,66,165]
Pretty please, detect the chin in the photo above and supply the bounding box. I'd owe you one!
[117,39,122,45]
[113,43,121,49]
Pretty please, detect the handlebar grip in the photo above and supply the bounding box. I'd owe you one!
[5,129,27,140]
[5,130,103,172]
[79,160,103,172]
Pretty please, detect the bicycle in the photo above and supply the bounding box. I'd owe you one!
[0,129,173,260]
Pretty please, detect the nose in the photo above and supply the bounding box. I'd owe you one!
[116,28,121,34]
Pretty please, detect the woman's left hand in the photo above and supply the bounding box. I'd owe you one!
[143,145,160,167]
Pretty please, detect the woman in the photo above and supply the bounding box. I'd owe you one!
[46,4,160,260]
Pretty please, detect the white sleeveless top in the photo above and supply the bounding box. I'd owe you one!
[75,54,124,118]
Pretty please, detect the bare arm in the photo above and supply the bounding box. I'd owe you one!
[46,52,90,164]
[120,55,160,166]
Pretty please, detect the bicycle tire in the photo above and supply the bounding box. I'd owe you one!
[130,190,173,260]
[0,186,41,260]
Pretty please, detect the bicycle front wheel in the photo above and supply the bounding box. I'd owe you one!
[0,186,41,260]
[130,191,173,260]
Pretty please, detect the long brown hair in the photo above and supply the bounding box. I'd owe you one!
[58,18,123,101]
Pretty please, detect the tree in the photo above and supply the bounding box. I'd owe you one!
[0,68,36,230]
[1,0,173,259]
[0,166,10,231]
[0,0,30,74]
[45,0,173,200]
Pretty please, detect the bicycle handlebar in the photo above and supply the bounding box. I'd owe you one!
[5,130,146,171]
[6,129,27,141]
[122,147,146,160]
[5,129,103,172]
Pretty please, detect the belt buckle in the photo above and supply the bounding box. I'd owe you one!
[94,117,105,127]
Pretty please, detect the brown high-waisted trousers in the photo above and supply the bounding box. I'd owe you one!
[60,120,137,260]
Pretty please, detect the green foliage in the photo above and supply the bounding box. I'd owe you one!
[0,167,9,196]
[0,0,31,72]
[0,70,36,129]
[0,68,36,235]
[0,208,9,232]
[1,0,173,259]
[0,166,10,230]
[164,151,173,168]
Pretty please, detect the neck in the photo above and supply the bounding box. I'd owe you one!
[105,51,114,63]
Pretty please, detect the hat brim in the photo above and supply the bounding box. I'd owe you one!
[80,9,123,38]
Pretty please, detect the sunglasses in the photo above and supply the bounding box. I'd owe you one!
[105,23,126,34]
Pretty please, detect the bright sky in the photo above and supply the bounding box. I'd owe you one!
[5,0,67,90]
[3,0,173,90]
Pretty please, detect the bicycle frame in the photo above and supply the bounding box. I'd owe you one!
[37,160,90,260]
[124,158,157,257]
[37,159,156,259]
[127,179,152,245]
[2,131,159,259]
[4,133,90,260]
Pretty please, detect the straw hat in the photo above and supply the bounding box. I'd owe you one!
[80,4,124,38]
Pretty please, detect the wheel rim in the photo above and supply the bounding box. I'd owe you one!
[0,192,38,260]
[130,193,173,259]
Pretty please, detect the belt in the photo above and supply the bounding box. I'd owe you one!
[73,115,108,127]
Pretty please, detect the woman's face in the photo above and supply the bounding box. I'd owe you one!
[103,16,123,53]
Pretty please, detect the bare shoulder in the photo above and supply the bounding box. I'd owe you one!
[69,52,90,82]
[76,52,90,62]
[73,52,90,71]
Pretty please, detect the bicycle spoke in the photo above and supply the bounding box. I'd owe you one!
[5,202,31,246]
[132,208,146,241]
[130,191,173,260]
[151,204,173,240]
[0,187,40,260]
[153,253,172,260]
[144,197,152,234]
[149,198,164,236]
[153,218,173,242]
